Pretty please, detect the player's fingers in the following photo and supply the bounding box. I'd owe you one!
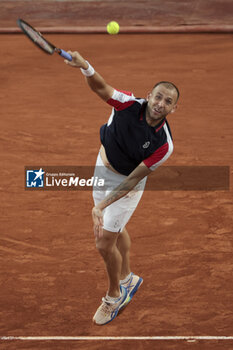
[92,207,104,238]
[94,224,100,238]
[98,216,103,227]
[67,50,79,61]
[94,222,104,239]
[64,51,79,67]
[64,59,78,67]
[98,226,103,238]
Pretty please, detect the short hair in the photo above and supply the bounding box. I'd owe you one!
[153,81,180,102]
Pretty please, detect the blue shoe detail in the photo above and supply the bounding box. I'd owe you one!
[119,274,143,310]
[129,277,143,298]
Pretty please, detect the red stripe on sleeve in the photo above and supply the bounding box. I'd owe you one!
[107,90,135,111]
[143,143,169,168]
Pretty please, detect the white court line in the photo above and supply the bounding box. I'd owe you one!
[1,336,233,341]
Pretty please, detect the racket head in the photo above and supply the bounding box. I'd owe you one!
[17,18,55,55]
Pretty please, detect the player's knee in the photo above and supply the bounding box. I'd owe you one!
[95,238,114,258]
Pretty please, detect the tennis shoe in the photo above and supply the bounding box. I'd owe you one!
[93,285,127,325]
[119,273,143,310]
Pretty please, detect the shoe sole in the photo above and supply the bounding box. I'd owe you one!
[93,286,128,326]
[119,277,143,310]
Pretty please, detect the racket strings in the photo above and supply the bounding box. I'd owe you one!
[21,23,54,54]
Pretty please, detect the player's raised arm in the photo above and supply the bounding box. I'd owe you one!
[64,51,114,101]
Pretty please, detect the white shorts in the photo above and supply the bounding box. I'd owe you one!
[92,152,147,233]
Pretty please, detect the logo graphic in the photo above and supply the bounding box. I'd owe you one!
[113,220,120,228]
[142,141,150,149]
[26,168,45,188]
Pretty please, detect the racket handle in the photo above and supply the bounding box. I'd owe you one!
[59,49,72,61]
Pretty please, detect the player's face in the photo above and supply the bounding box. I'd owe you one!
[146,85,177,123]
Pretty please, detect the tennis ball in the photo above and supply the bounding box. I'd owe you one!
[107,21,120,35]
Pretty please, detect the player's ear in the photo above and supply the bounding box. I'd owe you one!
[170,104,178,114]
[146,92,152,101]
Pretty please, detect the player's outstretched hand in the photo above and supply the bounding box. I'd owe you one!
[92,206,104,238]
[64,51,89,69]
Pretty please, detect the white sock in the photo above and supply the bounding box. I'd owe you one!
[120,272,132,285]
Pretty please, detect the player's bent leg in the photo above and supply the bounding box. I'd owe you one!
[116,227,131,280]
[93,229,127,325]
[95,229,122,297]
[118,228,143,311]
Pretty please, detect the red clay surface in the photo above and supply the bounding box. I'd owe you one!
[0,33,233,350]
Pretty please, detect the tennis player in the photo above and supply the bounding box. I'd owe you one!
[65,51,179,325]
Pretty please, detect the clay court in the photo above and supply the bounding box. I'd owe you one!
[0,1,233,349]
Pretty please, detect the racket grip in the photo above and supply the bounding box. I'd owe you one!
[59,49,72,61]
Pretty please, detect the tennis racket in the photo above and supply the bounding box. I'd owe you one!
[17,18,72,61]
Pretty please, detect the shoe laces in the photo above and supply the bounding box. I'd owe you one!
[100,301,112,314]
[100,298,120,314]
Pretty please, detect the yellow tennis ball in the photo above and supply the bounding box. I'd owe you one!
[107,21,120,35]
